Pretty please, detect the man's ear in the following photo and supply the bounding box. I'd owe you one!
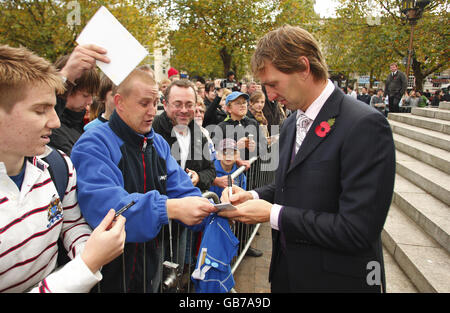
[162,98,168,112]
[114,93,123,112]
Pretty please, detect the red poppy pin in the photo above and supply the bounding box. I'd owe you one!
[315,118,335,138]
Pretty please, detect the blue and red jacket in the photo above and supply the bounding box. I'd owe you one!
[71,111,206,292]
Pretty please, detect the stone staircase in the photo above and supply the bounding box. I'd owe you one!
[383,102,450,292]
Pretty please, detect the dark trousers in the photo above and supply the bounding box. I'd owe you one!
[388,95,401,113]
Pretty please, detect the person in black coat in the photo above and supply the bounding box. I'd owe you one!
[384,63,407,113]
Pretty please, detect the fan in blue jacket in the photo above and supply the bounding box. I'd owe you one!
[71,69,215,293]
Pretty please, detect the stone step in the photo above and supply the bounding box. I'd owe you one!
[389,119,450,152]
[393,133,450,174]
[396,150,450,206]
[439,101,450,110]
[382,203,450,292]
[382,246,418,292]
[412,107,450,121]
[393,174,450,253]
[388,113,450,135]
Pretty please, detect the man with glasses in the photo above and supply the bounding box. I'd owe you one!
[153,79,216,192]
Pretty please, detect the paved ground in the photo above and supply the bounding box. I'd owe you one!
[233,222,418,293]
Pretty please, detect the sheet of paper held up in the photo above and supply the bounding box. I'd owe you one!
[76,6,148,85]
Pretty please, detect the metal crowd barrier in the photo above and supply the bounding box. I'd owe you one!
[156,143,277,293]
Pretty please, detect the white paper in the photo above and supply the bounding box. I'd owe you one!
[76,6,148,85]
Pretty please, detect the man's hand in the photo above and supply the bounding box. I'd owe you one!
[218,199,272,224]
[81,209,126,274]
[220,185,253,205]
[59,44,110,83]
[167,197,216,225]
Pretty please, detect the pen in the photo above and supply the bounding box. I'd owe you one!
[228,175,233,201]
[115,201,136,217]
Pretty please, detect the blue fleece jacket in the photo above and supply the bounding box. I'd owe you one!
[71,111,204,243]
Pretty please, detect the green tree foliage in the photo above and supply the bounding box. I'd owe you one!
[317,0,449,91]
[154,0,317,79]
[0,0,160,62]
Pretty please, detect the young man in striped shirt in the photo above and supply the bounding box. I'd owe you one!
[0,44,126,293]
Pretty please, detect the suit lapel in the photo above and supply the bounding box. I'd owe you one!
[287,87,343,174]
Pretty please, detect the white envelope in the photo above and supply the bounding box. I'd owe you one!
[76,6,148,85]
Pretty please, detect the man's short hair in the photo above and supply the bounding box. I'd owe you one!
[54,54,100,96]
[117,68,156,98]
[0,44,65,112]
[164,79,197,104]
[251,25,329,82]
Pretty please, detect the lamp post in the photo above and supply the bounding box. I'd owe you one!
[401,0,431,81]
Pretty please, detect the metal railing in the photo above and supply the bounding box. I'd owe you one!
[156,144,277,293]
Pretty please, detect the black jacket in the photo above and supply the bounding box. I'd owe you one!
[49,97,85,156]
[152,112,216,192]
[384,71,407,98]
[203,95,227,127]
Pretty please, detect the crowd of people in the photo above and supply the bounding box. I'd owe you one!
[341,62,449,117]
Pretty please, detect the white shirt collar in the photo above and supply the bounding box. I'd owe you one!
[297,79,335,122]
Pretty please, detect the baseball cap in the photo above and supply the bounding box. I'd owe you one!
[225,91,249,106]
[218,138,238,151]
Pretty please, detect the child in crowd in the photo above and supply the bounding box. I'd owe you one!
[210,139,246,198]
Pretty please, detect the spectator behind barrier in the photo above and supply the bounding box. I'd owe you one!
[49,50,100,155]
[71,68,216,293]
[84,73,117,131]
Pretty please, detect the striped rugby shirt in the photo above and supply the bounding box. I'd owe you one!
[0,147,101,293]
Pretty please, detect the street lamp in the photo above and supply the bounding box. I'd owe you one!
[401,0,431,82]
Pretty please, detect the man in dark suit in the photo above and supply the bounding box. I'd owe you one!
[384,62,407,113]
[219,25,395,292]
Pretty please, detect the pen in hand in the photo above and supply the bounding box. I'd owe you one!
[115,201,135,218]
[228,175,233,203]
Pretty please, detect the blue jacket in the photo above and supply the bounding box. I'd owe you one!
[209,159,247,198]
[191,214,239,293]
[71,111,206,292]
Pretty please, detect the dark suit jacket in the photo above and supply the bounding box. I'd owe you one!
[256,86,395,292]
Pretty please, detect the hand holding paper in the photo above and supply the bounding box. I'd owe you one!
[76,6,148,85]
